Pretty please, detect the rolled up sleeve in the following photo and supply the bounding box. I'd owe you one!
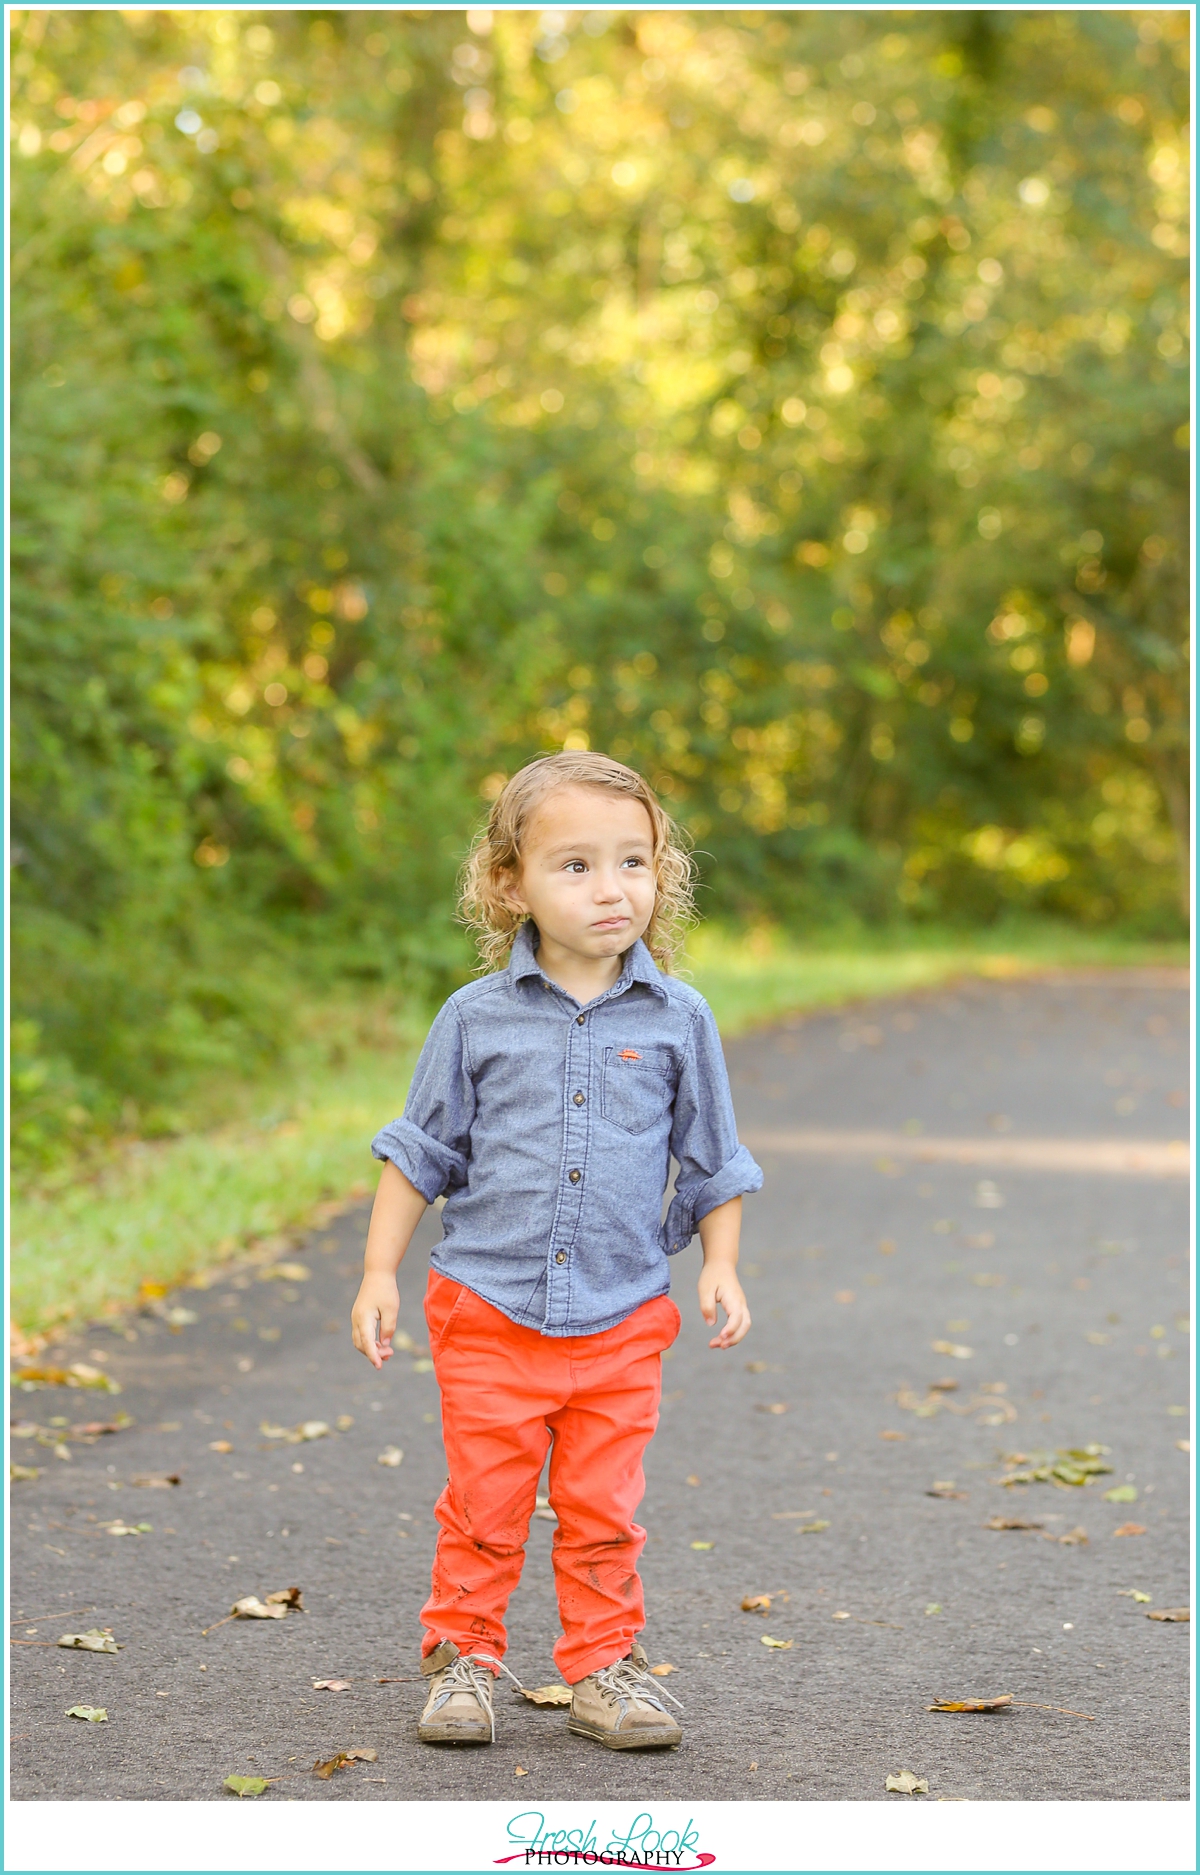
[370,1001,474,1203]
[663,1002,763,1254]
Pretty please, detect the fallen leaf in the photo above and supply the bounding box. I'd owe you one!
[1148,1608,1189,1622]
[103,1521,152,1536]
[312,1679,352,1691]
[795,1520,830,1534]
[649,1663,676,1677]
[880,1428,908,1442]
[1056,1527,1088,1546]
[258,1263,311,1282]
[999,1446,1113,1489]
[755,1402,789,1415]
[376,1447,404,1468]
[832,1611,851,1620]
[312,1747,377,1779]
[259,1419,330,1445]
[741,1594,772,1613]
[264,1587,304,1610]
[131,1473,180,1488]
[925,1604,942,1616]
[1176,1440,1190,1453]
[1118,1589,1152,1602]
[983,1517,1044,1531]
[685,1474,700,1486]
[931,1341,973,1360]
[412,1359,435,1373]
[71,1417,133,1439]
[231,1597,287,1621]
[885,1770,928,1795]
[1104,1484,1138,1503]
[165,1307,198,1327]
[926,1484,968,1500]
[514,1765,528,1776]
[690,1540,714,1550]
[1113,1523,1147,1538]
[58,1630,121,1653]
[928,1378,960,1392]
[10,1464,40,1482]
[224,1774,268,1797]
[760,1636,793,1649]
[65,1705,108,1722]
[928,1694,1013,1714]
[744,1360,768,1373]
[209,1441,233,1454]
[772,1510,817,1520]
[521,1683,573,1706]
[13,1365,121,1394]
[335,1415,354,1432]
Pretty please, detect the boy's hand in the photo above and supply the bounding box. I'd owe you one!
[698,1263,751,1349]
[351,1272,400,1369]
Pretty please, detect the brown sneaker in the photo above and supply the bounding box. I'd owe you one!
[418,1640,507,1744]
[568,1642,683,1751]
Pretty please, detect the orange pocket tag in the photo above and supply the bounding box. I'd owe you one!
[617,1049,641,1062]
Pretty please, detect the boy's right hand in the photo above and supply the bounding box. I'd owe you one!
[351,1272,400,1370]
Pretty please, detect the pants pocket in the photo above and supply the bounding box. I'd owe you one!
[424,1270,470,1355]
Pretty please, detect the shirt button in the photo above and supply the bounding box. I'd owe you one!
[568,1168,582,1184]
[573,1092,585,1106]
[555,1251,567,1265]
[576,1014,585,1026]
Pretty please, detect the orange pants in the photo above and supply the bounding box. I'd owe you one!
[419,1268,680,1684]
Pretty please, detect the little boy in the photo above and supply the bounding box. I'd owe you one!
[351,751,762,1750]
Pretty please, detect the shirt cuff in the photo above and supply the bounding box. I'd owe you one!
[370,1118,467,1204]
[663,1143,764,1254]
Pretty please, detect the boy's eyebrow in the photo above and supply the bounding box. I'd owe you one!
[537,834,654,857]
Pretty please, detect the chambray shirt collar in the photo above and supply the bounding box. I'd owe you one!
[507,920,668,1004]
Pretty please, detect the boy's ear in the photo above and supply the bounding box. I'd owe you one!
[498,867,528,915]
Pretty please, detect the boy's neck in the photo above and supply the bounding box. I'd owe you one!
[532,933,626,1007]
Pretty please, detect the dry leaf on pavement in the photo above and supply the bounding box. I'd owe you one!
[65,1705,108,1722]
[514,1765,528,1776]
[1117,1590,1151,1602]
[690,1541,714,1550]
[1055,1527,1088,1546]
[10,1464,40,1482]
[884,1771,928,1795]
[231,1597,287,1621]
[999,1446,1113,1488]
[265,1587,304,1610]
[931,1341,973,1360]
[926,1484,967,1500]
[795,1520,830,1533]
[1113,1523,1147,1538]
[376,1447,404,1468]
[58,1630,121,1653]
[521,1684,573,1706]
[649,1663,677,1677]
[259,1420,331,1445]
[313,1679,352,1691]
[880,1429,907,1441]
[258,1263,310,1282]
[312,1747,377,1779]
[131,1474,180,1488]
[1148,1608,1189,1622]
[208,1441,233,1454]
[755,1403,789,1415]
[928,1694,1013,1713]
[103,1521,152,1536]
[983,1517,1044,1531]
[224,1775,269,1797]
[760,1636,793,1649]
[741,1594,772,1613]
[1104,1485,1138,1503]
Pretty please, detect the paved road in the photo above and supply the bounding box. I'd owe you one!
[11,971,1191,1804]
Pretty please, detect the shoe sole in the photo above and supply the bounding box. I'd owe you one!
[417,1723,492,1744]
[567,1717,681,1751]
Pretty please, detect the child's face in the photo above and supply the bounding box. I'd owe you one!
[506,784,657,960]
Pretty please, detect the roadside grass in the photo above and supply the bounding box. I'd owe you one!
[10,924,1187,1341]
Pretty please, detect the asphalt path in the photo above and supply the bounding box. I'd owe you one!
[10,970,1191,1804]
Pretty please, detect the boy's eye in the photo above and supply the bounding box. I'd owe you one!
[564,860,587,874]
[622,856,646,868]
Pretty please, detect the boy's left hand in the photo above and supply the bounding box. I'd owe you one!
[698,1265,751,1349]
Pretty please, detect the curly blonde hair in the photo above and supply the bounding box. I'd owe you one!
[458,751,696,975]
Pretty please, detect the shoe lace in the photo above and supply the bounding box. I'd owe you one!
[594,1656,684,1714]
[430,1652,524,1740]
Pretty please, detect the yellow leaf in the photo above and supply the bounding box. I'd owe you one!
[690,1540,714,1550]
[760,1635,793,1649]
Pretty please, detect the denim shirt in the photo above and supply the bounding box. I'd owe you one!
[371,921,763,1336]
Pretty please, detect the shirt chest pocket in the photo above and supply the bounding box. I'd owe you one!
[601,1045,675,1136]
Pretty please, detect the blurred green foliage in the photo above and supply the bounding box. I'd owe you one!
[11,7,1189,1163]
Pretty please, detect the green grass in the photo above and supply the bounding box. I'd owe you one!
[10,925,1187,1340]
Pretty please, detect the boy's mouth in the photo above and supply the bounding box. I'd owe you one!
[590,915,630,932]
